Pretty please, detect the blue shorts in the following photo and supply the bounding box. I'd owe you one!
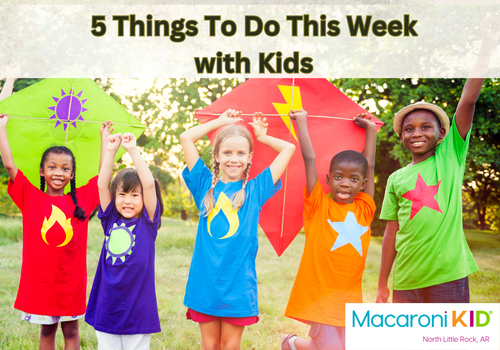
[393,276,469,303]
[309,322,345,350]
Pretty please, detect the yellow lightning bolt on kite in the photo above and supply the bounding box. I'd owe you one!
[207,192,240,239]
[41,205,74,247]
[272,85,303,142]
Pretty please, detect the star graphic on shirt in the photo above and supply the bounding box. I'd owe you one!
[327,211,368,257]
[402,173,442,220]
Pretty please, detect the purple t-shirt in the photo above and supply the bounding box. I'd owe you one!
[85,200,161,334]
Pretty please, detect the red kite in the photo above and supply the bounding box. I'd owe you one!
[195,74,383,256]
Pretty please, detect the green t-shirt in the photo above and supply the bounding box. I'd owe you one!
[380,118,478,290]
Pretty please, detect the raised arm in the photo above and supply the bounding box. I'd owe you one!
[289,109,317,195]
[99,121,114,171]
[249,113,296,184]
[180,109,243,171]
[0,114,18,181]
[0,77,16,102]
[456,13,499,139]
[353,113,377,198]
[98,133,121,211]
[376,220,399,303]
[121,133,157,221]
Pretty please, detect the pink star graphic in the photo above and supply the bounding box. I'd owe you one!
[402,173,442,220]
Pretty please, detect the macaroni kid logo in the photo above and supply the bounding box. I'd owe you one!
[346,304,500,350]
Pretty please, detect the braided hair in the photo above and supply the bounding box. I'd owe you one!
[202,124,254,216]
[39,146,86,221]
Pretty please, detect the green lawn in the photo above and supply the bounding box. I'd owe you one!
[0,217,499,349]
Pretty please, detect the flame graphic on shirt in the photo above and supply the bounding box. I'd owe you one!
[41,205,73,247]
[272,85,303,142]
[207,192,240,239]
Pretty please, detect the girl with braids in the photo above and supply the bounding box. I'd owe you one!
[0,112,110,350]
[86,132,164,349]
[180,109,295,350]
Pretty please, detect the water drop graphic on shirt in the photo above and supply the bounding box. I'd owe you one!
[207,192,239,239]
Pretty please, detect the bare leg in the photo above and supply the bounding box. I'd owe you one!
[39,324,57,350]
[220,321,245,350]
[199,320,221,350]
[61,320,80,350]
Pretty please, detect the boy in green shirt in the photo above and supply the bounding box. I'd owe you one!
[376,16,498,303]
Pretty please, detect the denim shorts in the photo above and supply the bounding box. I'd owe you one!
[393,276,470,303]
[309,322,345,350]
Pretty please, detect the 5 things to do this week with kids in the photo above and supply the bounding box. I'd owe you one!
[1,1,500,350]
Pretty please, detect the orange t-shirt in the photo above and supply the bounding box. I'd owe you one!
[285,181,376,327]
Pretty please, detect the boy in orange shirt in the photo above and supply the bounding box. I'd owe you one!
[282,109,377,350]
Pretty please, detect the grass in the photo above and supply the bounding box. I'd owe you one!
[0,216,499,349]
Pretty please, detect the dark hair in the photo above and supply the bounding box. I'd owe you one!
[401,108,441,132]
[329,150,368,178]
[111,168,164,228]
[39,146,86,221]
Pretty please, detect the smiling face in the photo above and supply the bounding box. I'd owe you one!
[39,152,74,196]
[327,161,367,204]
[215,135,253,183]
[115,185,144,219]
[400,110,446,164]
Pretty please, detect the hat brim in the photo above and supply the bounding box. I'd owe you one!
[394,102,450,138]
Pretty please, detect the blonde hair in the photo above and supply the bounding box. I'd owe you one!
[203,124,254,216]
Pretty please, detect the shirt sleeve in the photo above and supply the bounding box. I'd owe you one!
[438,115,471,166]
[355,192,377,224]
[97,199,120,233]
[182,157,213,211]
[143,198,162,234]
[7,170,37,211]
[379,173,398,221]
[303,180,324,221]
[76,175,100,217]
[251,166,282,207]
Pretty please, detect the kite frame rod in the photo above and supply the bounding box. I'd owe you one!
[6,115,146,128]
[195,112,354,121]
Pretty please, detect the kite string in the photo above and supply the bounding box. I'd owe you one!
[280,75,296,242]
[64,81,75,146]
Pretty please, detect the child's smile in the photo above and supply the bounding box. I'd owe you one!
[39,153,74,196]
[216,135,253,183]
[327,162,367,204]
[116,186,144,219]
[400,110,446,164]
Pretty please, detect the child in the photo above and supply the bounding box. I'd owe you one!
[0,112,109,349]
[376,19,497,303]
[85,132,164,349]
[282,109,377,350]
[180,109,295,350]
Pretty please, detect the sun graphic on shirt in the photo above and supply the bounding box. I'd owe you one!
[105,223,136,265]
[48,88,88,130]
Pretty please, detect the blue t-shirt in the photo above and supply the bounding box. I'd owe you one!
[85,200,161,334]
[182,158,282,317]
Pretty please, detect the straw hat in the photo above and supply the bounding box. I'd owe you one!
[394,101,450,137]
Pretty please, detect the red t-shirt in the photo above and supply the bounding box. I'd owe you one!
[8,170,99,315]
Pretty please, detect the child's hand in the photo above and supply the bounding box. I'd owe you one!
[100,121,114,140]
[248,112,268,139]
[0,114,9,128]
[353,113,376,129]
[121,132,137,151]
[107,133,122,152]
[289,109,308,121]
[481,13,500,44]
[218,109,243,126]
